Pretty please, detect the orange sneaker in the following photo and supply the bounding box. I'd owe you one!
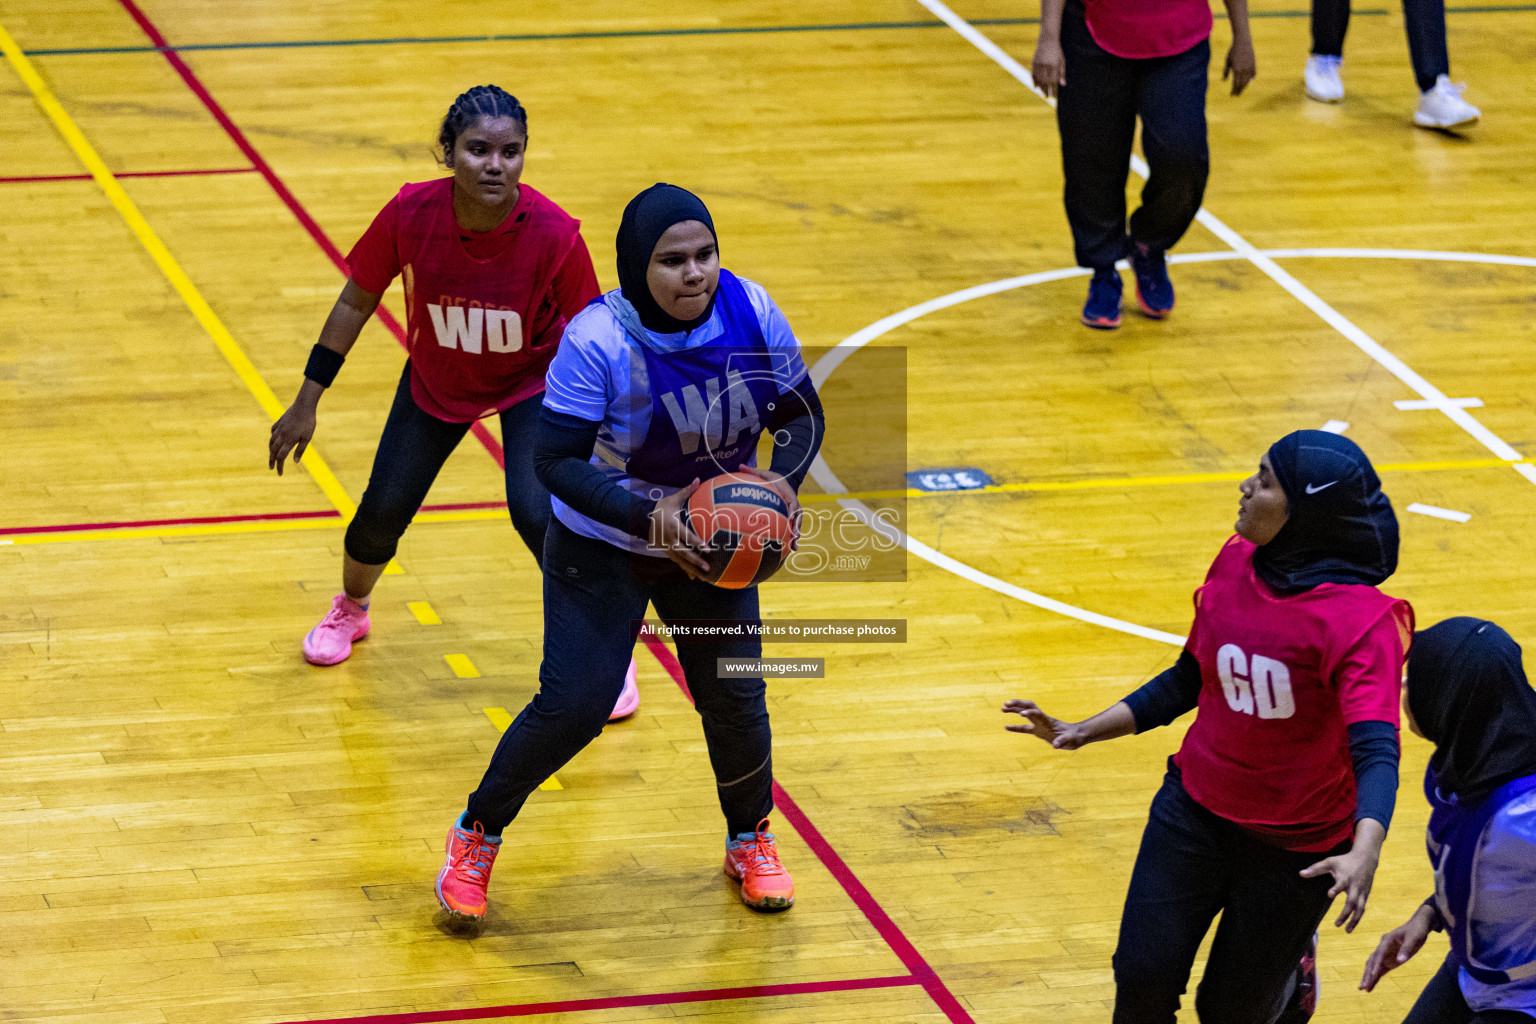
[723,818,795,910]
[435,818,501,921]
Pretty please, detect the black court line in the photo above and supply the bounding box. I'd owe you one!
[22,7,1534,57]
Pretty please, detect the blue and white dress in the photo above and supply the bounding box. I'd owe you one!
[1427,769,1536,1014]
[541,269,809,556]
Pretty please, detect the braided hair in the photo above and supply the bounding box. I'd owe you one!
[438,85,527,165]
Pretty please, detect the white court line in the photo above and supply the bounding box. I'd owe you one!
[809,266,1088,388]
[1407,503,1473,523]
[809,247,1533,647]
[811,462,1189,646]
[1397,397,1482,410]
[912,0,1535,487]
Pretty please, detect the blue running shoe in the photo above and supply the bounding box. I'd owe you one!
[1130,241,1174,318]
[1081,268,1122,329]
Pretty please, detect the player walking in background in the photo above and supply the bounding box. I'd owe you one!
[266,86,639,719]
[433,183,825,924]
[1360,617,1536,1023]
[1304,0,1480,129]
[1004,430,1412,1023]
[1031,0,1256,329]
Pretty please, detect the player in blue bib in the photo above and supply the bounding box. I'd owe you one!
[432,184,825,922]
[1361,618,1536,1023]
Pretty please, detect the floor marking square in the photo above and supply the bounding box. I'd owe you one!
[481,708,560,789]
[445,653,479,678]
[408,601,441,625]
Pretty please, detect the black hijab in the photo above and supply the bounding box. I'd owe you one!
[1252,430,1399,594]
[615,183,717,334]
[1408,617,1536,804]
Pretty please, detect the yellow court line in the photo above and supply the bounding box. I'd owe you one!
[414,510,509,524]
[799,458,1528,502]
[0,23,356,521]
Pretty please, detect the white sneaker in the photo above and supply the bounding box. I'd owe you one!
[1304,55,1344,103]
[1414,75,1480,128]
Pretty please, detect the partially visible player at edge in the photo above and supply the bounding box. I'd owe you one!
[433,183,825,923]
[1360,617,1536,1023]
[1005,430,1413,1024]
[267,85,639,720]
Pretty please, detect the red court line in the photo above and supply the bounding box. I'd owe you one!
[0,509,339,537]
[114,0,507,471]
[0,166,256,184]
[417,500,507,513]
[0,501,506,538]
[275,975,918,1024]
[640,635,976,1024]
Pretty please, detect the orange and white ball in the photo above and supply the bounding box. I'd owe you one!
[686,469,793,589]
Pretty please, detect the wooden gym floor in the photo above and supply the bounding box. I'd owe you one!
[1,1,1534,1022]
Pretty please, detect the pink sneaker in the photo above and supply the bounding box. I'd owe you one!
[609,658,640,720]
[435,818,501,921]
[303,594,370,666]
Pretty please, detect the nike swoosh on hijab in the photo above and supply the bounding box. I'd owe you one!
[1253,430,1399,593]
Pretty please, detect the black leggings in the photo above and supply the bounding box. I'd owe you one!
[1056,0,1210,270]
[1112,763,1343,1024]
[1405,954,1536,1024]
[1311,0,1450,92]
[344,362,549,567]
[464,519,774,839]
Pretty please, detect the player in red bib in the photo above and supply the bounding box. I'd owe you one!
[1005,430,1413,1023]
[267,86,638,718]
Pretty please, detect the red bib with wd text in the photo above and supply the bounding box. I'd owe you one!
[347,179,591,422]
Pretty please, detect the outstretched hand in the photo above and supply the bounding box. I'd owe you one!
[1301,836,1381,933]
[1002,699,1090,749]
[1360,904,1437,992]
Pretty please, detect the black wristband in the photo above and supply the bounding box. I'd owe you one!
[304,344,346,388]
